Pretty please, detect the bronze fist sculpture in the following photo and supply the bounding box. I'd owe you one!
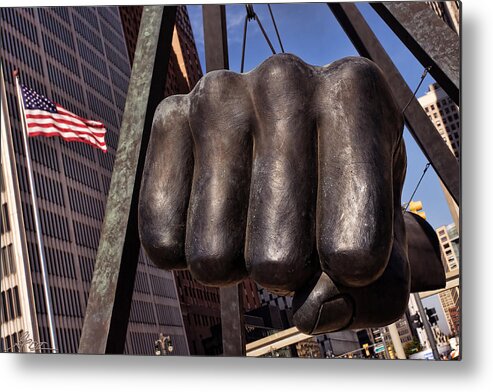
[139,54,445,335]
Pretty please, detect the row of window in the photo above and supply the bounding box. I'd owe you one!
[100,22,127,57]
[181,284,219,304]
[0,286,22,323]
[79,255,94,282]
[78,37,108,77]
[105,129,119,151]
[29,137,60,172]
[99,148,116,172]
[0,165,5,192]
[1,26,44,77]
[104,41,131,78]
[189,313,220,328]
[43,33,79,75]
[73,221,100,250]
[33,169,65,207]
[98,7,123,37]
[149,274,178,299]
[113,89,127,113]
[50,285,83,318]
[65,137,97,162]
[129,299,157,325]
[74,7,99,33]
[1,244,16,278]
[72,13,104,54]
[82,63,113,103]
[53,326,81,354]
[67,186,105,221]
[39,8,75,51]
[1,330,24,352]
[45,246,76,279]
[62,153,100,190]
[109,64,130,95]
[1,203,11,234]
[134,269,151,294]
[86,90,118,130]
[1,7,38,45]
[47,61,85,107]
[155,304,183,327]
[21,201,70,242]
[51,7,71,24]
[101,174,112,195]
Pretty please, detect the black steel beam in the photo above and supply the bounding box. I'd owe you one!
[79,6,177,354]
[328,3,459,205]
[202,4,246,357]
[371,2,459,106]
[203,4,229,71]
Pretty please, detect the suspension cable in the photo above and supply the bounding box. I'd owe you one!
[404,162,431,210]
[241,4,278,73]
[267,4,285,53]
[402,65,432,114]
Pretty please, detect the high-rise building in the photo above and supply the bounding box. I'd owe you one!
[427,1,460,34]
[418,80,461,344]
[435,222,460,337]
[418,83,460,160]
[382,315,415,353]
[436,222,459,273]
[418,83,460,231]
[0,6,188,355]
[1,65,41,352]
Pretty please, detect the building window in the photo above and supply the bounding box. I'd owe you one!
[1,203,11,234]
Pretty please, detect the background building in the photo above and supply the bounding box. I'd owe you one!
[418,77,461,344]
[418,83,460,231]
[427,1,460,34]
[0,6,188,354]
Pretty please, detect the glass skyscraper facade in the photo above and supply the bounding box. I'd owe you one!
[0,6,188,354]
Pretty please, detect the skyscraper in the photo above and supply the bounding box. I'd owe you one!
[418,82,460,231]
[435,222,460,337]
[0,6,188,354]
[427,1,460,34]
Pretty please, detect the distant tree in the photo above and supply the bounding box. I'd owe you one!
[403,338,422,357]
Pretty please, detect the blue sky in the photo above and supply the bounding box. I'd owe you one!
[187,2,455,231]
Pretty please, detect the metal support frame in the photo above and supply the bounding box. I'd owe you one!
[77,3,461,356]
[202,4,246,357]
[328,3,460,205]
[79,6,177,354]
[371,2,459,105]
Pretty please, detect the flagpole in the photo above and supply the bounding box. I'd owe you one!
[13,70,58,353]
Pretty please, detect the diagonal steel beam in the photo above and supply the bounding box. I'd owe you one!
[328,3,459,205]
[79,6,177,354]
[371,2,459,106]
[202,4,246,357]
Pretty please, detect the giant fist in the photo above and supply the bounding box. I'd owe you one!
[138,54,445,335]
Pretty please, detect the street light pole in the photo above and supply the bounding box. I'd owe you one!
[413,293,440,360]
[154,334,173,356]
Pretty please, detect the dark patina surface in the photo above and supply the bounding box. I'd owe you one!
[139,53,445,335]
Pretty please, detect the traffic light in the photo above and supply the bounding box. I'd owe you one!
[410,313,423,329]
[409,200,427,220]
[363,343,370,357]
[372,328,383,343]
[425,307,439,326]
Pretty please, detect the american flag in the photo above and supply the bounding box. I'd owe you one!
[20,84,107,152]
